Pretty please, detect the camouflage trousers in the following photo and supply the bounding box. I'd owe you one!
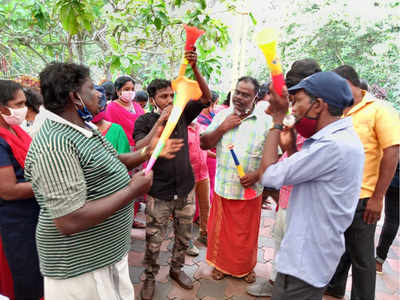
[143,190,195,279]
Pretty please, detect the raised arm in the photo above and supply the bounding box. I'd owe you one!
[258,85,289,176]
[185,49,212,105]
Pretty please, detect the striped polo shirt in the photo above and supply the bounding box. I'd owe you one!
[24,111,132,279]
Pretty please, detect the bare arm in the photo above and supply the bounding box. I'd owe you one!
[200,114,241,150]
[54,171,153,235]
[135,106,172,149]
[207,150,216,159]
[0,166,34,200]
[118,148,149,170]
[185,50,212,105]
[130,119,184,167]
[258,85,289,177]
[200,126,227,150]
[364,145,400,224]
[279,128,298,156]
[258,125,285,177]
[135,120,163,149]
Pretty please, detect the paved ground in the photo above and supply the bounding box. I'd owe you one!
[129,204,400,300]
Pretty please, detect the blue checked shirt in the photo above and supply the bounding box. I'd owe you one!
[205,107,272,200]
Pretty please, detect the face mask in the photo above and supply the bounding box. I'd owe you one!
[1,106,28,125]
[92,110,106,123]
[294,103,318,138]
[76,93,93,122]
[120,91,136,103]
[152,102,161,114]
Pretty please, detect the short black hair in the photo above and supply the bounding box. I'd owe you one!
[359,79,369,91]
[304,90,343,116]
[0,80,22,106]
[23,88,43,113]
[101,81,116,101]
[256,82,270,101]
[211,91,219,103]
[39,62,90,114]
[223,91,231,107]
[327,104,343,116]
[114,76,135,93]
[286,58,321,88]
[333,65,361,87]
[237,76,260,95]
[147,79,172,98]
[135,90,149,102]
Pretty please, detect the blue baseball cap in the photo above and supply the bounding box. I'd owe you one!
[288,71,354,109]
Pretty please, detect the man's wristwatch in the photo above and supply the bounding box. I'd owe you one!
[272,123,284,131]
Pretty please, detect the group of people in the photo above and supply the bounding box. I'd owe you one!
[0,46,398,300]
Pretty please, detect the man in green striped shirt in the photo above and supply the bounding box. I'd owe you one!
[25,62,183,299]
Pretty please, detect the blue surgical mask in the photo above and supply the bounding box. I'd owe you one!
[76,93,93,122]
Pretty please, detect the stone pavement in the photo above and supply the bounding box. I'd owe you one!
[129,204,400,300]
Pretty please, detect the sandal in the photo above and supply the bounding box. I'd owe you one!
[243,270,256,283]
[211,268,225,280]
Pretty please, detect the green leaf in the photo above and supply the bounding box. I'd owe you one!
[249,12,257,25]
[83,19,92,31]
[154,17,162,29]
[174,0,182,6]
[158,11,169,24]
[111,56,121,71]
[199,0,207,10]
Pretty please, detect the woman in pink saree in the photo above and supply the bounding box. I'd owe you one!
[105,76,144,150]
[105,76,145,228]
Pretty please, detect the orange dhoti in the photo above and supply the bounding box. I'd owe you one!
[206,192,262,277]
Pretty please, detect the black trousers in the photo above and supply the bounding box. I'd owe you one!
[271,273,326,300]
[0,221,43,300]
[326,198,376,300]
[376,185,399,263]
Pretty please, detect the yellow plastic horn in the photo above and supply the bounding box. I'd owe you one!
[144,76,202,175]
[256,28,285,96]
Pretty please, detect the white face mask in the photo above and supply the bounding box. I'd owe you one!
[1,106,28,125]
[120,90,136,103]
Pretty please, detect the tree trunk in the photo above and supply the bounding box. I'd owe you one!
[76,33,85,64]
[67,34,74,63]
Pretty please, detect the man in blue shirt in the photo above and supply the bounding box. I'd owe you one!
[256,72,365,299]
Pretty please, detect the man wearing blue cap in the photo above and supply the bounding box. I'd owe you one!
[256,71,365,299]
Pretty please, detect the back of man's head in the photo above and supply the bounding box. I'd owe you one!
[135,90,149,102]
[285,58,321,88]
[333,65,361,88]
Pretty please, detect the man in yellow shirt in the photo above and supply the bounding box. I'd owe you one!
[326,65,400,300]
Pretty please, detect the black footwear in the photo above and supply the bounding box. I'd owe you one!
[169,269,194,289]
[141,278,155,300]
